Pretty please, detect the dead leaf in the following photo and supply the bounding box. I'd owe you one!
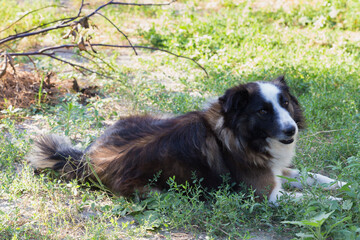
[79,17,89,28]
[77,37,87,51]
[0,53,8,78]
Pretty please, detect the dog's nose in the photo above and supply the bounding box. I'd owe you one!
[283,125,296,137]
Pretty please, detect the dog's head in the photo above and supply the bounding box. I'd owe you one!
[218,76,305,145]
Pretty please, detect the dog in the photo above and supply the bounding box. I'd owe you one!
[29,76,346,204]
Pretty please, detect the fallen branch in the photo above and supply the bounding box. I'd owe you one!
[7,43,208,76]
[0,23,72,46]
[48,54,112,79]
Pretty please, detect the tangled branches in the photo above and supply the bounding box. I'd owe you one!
[0,0,208,78]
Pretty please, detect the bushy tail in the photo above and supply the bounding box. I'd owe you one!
[28,135,89,180]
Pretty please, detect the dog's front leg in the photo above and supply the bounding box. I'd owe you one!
[281,168,347,190]
[267,173,306,205]
[268,182,304,205]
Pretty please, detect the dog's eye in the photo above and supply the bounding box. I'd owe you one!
[284,101,289,106]
[258,109,268,115]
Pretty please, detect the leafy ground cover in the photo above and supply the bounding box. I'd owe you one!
[1,0,360,239]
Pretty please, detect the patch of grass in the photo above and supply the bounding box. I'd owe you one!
[1,0,360,239]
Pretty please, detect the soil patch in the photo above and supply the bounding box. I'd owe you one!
[0,67,71,110]
[0,67,100,111]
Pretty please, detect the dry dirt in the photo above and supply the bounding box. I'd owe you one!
[0,67,71,111]
[0,66,102,112]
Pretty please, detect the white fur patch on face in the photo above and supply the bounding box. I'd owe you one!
[257,82,298,135]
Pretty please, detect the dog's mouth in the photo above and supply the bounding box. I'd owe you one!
[279,138,294,144]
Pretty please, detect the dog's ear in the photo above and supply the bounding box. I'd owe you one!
[273,75,287,86]
[219,85,249,113]
[273,75,292,93]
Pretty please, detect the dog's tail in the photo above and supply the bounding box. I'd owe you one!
[28,135,90,180]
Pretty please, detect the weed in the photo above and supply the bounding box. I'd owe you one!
[282,211,350,240]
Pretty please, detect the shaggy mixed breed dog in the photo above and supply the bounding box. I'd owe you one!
[29,76,346,204]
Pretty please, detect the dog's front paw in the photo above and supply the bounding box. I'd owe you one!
[325,180,348,190]
[327,195,343,201]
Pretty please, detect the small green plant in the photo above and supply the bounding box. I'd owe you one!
[37,74,45,106]
[282,211,350,240]
[139,25,167,48]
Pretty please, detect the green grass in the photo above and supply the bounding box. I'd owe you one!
[1,0,360,239]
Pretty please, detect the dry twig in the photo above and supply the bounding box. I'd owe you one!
[8,43,208,76]
[96,12,138,55]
